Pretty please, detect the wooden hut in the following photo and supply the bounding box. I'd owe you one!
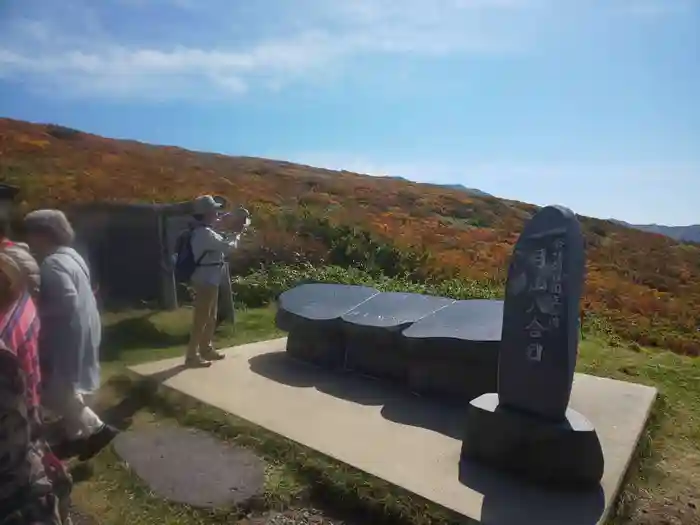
[67,200,235,321]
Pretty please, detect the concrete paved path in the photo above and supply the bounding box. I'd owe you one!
[130,338,657,525]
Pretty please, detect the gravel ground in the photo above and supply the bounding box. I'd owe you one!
[69,505,99,525]
[241,508,354,525]
[70,506,356,525]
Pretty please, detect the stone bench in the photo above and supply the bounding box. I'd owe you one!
[402,299,503,402]
[276,283,504,403]
[341,292,454,382]
[275,283,379,369]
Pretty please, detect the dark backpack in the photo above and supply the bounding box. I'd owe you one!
[174,226,206,283]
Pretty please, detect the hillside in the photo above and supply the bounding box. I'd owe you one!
[1,117,699,356]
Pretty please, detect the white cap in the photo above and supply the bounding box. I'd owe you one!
[192,195,222,215]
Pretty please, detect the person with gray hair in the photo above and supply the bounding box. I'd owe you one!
[23,209,118,459]
[0,214,40,297]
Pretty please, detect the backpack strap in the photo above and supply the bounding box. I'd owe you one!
[46,250,92,293]
[194,251,214,266]
[190,225,223,268]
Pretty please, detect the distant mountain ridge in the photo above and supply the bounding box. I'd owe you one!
[435,184,493,198]
[385,176,494,198]
[611,220,700,243]
[389,178,694,239]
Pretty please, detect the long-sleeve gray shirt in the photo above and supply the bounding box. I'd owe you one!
[190,225,240,287]
[38,247,101,394]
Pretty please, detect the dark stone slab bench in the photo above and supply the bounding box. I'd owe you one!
[341,292,455,382]
[275,283,379,368]
[402,299,503,402]
[275,285,504,400]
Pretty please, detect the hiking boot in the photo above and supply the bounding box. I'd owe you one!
[200,348,225,361]
[185,355,212,368]
[78,424,119,461]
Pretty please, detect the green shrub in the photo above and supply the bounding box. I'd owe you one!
[230,263,624,343]
[246,210,435,279]
[231,263,502,308]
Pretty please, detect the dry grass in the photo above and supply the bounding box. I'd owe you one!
[577,339,700,524]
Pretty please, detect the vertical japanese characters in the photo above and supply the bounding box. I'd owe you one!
[524,238,566,363]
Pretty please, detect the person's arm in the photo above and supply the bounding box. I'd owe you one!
[201,227,241,255]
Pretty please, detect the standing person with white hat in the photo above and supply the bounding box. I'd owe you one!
[182,195,248,368]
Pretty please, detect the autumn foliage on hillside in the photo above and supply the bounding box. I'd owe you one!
[1,117,699,356]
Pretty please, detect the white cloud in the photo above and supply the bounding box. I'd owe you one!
[0,0,546,99]
[0,0,691,100]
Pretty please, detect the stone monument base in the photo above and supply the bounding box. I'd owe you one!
[286,322,346,369]
[344,327,408,382]
[406,339,498,402]
[460,393,605,489]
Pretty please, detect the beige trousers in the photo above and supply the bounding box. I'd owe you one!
[187,282,219,359]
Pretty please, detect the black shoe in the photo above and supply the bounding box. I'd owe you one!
[78,424,119,461]
[52,438,84,460]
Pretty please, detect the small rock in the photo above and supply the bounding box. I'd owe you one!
[113,426,265,508]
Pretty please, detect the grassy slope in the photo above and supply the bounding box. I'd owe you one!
[68,308,700,525]
[1,118,700,356]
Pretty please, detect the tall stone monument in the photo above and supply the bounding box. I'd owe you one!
[460,205,604,488]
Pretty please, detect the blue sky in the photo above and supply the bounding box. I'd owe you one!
[0,0,698,225]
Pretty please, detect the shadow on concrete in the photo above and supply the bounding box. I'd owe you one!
[149,364,188,384]
[380,394,464,442]
[458,460,605,525]
[248,351,465,440]
[100,365,187,431]
[100,393,149,431]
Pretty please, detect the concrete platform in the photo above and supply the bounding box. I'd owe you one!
[130,338,657,525]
